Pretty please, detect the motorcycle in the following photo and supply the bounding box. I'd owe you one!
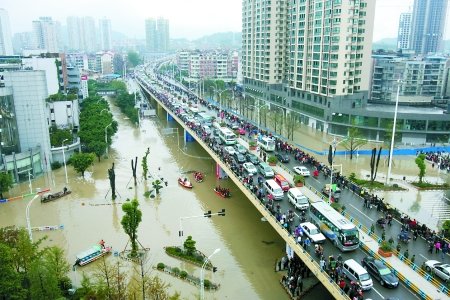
[398,231,411,243]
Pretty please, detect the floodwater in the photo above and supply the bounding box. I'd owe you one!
[0,101,289,299]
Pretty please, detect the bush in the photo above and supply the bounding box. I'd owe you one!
[293,175,305,185]
[180,270,188,279]
[51,161,62,170]
[249,141,257,147]
[349,172,356,182]
[379,240,393,252]
[203,279,211,289]
[267,155,277,164]
[330,202,341,211]
[392,183,399,188]
[172,267,180,275]
[157,263,165,270]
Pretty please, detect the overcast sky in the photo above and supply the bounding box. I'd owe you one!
[1,0,449,41]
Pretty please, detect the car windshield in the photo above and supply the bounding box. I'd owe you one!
[360,273,371,281]
[309,228,320,235]
[281,182,289,187]
[379,267,391,276]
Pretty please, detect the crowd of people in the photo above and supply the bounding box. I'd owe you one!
[423,151,450,173]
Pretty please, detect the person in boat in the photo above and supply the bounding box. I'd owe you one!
[63,187,68,194]
[183,177,188,183]
[99,239,105,249]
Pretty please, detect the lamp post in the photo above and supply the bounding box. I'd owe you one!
[62,138,69,185]
[25,194,40,242]
[27,170,34,195]
[200,248,220,300]
[385,79,402,186]
[105,123,112,157]
[327,136,346,204]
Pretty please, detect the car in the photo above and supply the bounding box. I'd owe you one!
[224,146,235,156]
[424,260,450,282]
[243,162,257,175]
[246,153,260,165]
[275,152,290,163]
[234,144,247,154]
[300,222,326,244]
[234,152,246,163]
[361,257,399,288]
[231,124,240,130]
[293,166,310,176]
[213,137,222,145]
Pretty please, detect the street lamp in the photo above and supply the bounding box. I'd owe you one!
[27,170,34,195]
[62,138,69,185]
[385,79,402,185]
[326,136,346,204]
[200,248,220,300]
[105,123,112,157]
[26,194,40,242]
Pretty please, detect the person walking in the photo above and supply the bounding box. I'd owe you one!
[297,275,303,294]
[435,241,441,254]
[320,257,326,271]
[404,249,409,259]
[411,254,416,264]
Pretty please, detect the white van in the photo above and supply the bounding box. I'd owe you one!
[264,179,284,200]
[342,259,373,291]
[287,188,309,210]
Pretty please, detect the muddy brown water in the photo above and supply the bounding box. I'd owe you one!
[0,102,289,299]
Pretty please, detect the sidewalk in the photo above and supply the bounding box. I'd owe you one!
[272,163,445,300]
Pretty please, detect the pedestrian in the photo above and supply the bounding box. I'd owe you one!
[320,257,326,271]
[304,237,311,251]
[413,230,418,241]
[404,249,409,259]
[381,229,386,241]
[297,275,303,294]
[435,241,441,254]
[396,243,401,252]
[411,254,415,264]
[370,224,375,235]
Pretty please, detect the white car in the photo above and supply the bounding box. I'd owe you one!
[243,162,257,175]
[234,144,247,154]
[224,146,236,156]
[300,222,326,244]
[293,166,310,177]
[424,260,450,282]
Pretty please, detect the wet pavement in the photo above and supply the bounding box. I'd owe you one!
[0,100,292,299]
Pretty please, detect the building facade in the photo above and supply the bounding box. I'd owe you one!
[145,18,169,52]
[397,12,412,50]
[67,16,98,52]
[242,0,448,145]
[178,50,238,80]
[99,18,112,51]
[0,9,13,55]
[32,17,59,53]
[410,0,448,55]
[370,54,450,102]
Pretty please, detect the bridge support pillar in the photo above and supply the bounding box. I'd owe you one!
[184,129,195,143]
[167,112,174,122]
[215,163,228,179]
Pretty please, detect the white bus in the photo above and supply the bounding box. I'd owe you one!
[218,127,237,145]
[258,136,276,152]
[309,201,359,251]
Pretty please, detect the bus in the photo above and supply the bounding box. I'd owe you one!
[309,201,359,251]
[218,127,237,145]
[258,136,276,151]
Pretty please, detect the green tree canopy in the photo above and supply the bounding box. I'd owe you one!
[121,199,142,258]
[415,153,426,184]
[183,236,196,256]
[49,125,73,148]
[0,172,14,199]
[127,51,142,67]
[71,152,95,178]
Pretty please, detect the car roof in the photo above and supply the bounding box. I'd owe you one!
[300,222,316,229]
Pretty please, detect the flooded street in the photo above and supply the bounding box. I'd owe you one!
[0,101,289,299]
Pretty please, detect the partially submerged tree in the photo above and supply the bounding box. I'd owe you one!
[142,148,150,180]
[71,152,95,178]
[342,126,367,160]
[415,153,426,184]
[0,172,14,199]
[183,236,196,256]
[285,113,298,141]
[369,147,382,184]
[121,199,142,258]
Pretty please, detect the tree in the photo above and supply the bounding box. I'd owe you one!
[183,236,196,256]
[127,51,142,67]
[0,243,26,299]
[269,109,284,135]
[71,152,95,178]
[49,125,72,147]
[415,153,426,184]
[342,126,367,160]
[0,171,14,198]
[28,256,61,300]
[42,246,71,292]
[121,199,142,258]
[285,112,299,141]
[142,148,150,180]
[369,147,382,184]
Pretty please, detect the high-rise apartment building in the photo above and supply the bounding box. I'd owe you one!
[99,18,112,51]
[67,16,97,52]
[145,18,169,52]
[0,9,13,55]
[410,0,448,54]
[397,12,412,50]
[32,17,59,53]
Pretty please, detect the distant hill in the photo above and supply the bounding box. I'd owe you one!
[170,32,242,50]
[372,38,397,51]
